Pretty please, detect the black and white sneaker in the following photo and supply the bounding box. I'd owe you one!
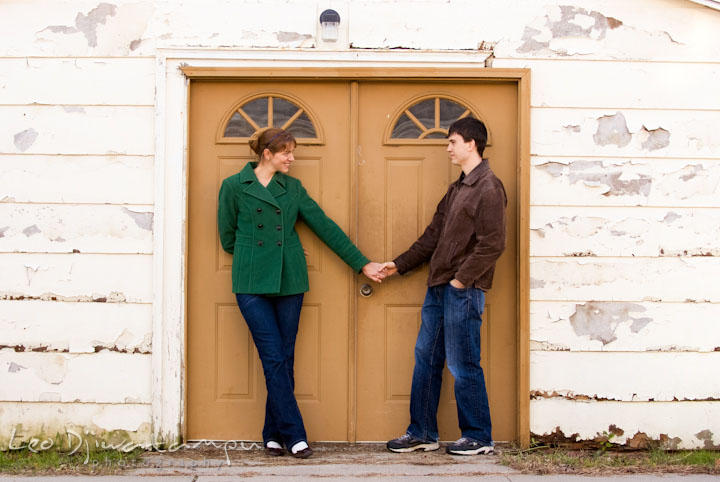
[387,433,440,453]
[446,437,494,455]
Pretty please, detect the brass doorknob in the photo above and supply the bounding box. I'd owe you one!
[360,283,374,297]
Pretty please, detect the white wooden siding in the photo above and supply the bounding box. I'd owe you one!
[530,157,720,207]
[530,109,719,159]
[0,58,155,106]
[0,155,153,205]
[0,402,151,447]
[1,106,154,156]
[530,258,720,302]
[531,301,720,352]
[500,59,720,110]
[491,0,720,449]
[0,352,151,403]
[530,206,720,257]
[531,398,720,449]
[0,254,152,303]
[531,351,720,401]
[0,1,155,57]
[0,300,152,354]
[494,0,720,62]
[0,204,153,254]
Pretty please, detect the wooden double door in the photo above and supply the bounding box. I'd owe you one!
[187,78,518,442]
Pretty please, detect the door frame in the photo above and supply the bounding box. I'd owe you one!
[153,49,530,447]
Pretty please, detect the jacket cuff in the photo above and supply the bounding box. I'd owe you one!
[350,254,371,274]
[454,273,473,288]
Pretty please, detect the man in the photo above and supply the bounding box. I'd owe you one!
[381,117,507,456]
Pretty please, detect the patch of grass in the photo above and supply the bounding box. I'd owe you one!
[0,446,144,475]
[500,445,720,475]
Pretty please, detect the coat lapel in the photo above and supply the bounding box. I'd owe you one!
[267,174,287,200]
[239,162,280,208]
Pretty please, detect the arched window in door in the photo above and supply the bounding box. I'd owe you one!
[217,93,323,144]
[385,94,492,146]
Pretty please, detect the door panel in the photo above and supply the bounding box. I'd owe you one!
[187,81,353,441]
[356,81,518,442]
[186,78,519,444]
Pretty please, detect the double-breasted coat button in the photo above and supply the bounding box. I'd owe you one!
[277,241,282,246]
[257,208,263,213]
[276,225,282,231]
[257,224,263,229]
[276,209,281,214]
[257,241,263,247]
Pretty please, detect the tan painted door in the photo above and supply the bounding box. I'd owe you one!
[356,81,518,442]
[186,78,519,443]
[187,81,355,440]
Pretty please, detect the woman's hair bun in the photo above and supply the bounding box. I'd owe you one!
[248,127,270,155]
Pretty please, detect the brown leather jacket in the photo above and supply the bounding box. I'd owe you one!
[393,160,507,291]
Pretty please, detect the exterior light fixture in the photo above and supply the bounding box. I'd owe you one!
[319,9,340,42]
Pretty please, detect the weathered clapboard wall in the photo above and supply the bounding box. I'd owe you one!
[0,0,718,449]
[0,0,156,445]
[492,1,720,449]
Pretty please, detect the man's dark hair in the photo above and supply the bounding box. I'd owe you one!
[448,117,488,157]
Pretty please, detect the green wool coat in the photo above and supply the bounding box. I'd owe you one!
[218,162,370,296]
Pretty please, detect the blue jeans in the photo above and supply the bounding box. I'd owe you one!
[235,293,306,448]
[406,283,492,444]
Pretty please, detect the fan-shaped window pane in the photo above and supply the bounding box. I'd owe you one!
[242,97,268,128]
[285,112,316,138]
[389,96,477,142]
[273,97,299,129]
[222,95,319,140]
[408,99,434,129]
[392,113,423,138]
[224,112,255,137]
[439,99,468,129]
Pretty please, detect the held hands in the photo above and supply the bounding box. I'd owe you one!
[379,261,397,277]
[362,261,400,283]
[362,262,387,283]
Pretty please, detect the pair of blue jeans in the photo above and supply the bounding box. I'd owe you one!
[406,283,493,444]
[235,293,306,448]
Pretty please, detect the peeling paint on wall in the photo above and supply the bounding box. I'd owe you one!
[276,31,312,43]
[518,5,623,55]
[537,160,652,197]
[695,430,719,449]
[36,354,67,384]
[570,302,652,344]
[42,3,118,48]
[593,112,631,147]
[121,208,153,231]
[62,106,86,114]
[530,277,546,289]
[7,362,26,373]
[0,292,127,303]
[22,225,41,237]
[638,126,671,151]
[13,129,39,152]
[92,329,151,354]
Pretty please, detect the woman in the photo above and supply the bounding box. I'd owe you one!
[218,127,383,458]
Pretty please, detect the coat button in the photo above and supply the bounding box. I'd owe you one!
[257,241,263,246]
[276,225,282,231]
[276,209,281,214]
[257,208,263,213]
[277,241,282,246]
[257,224,264,229]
